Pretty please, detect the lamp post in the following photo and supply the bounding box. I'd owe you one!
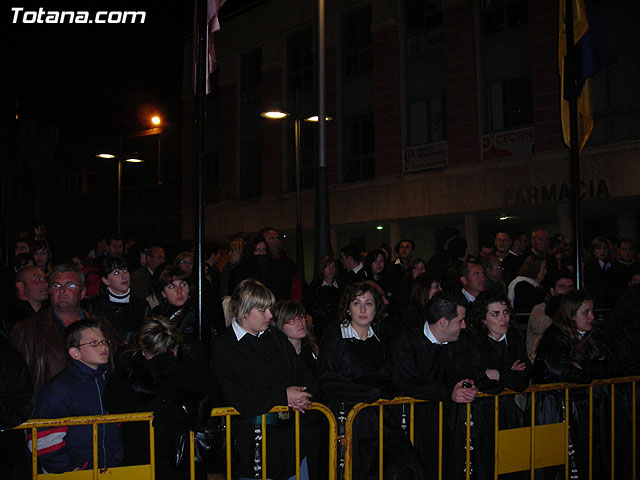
[260,108,332,279]
[95,151,143,235]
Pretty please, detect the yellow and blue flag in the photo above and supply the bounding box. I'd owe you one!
[558,0,616,150]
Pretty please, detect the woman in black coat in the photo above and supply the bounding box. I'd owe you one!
[532,290,615,479]
[584,236,616,309]
[213,279,316,480]
[318,281,425,480]
[103,315,220,480]
[307,256,340,342]
[83,256,149,345]
[454,290,531,480]
[150,266,199,345]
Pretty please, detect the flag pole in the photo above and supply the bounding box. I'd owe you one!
[315,0,330,268]
[194,0,207,346]
[565,0,583,290]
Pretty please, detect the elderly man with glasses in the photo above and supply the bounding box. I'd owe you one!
[11,263,118,400]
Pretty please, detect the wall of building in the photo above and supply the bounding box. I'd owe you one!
[181,0,640,264]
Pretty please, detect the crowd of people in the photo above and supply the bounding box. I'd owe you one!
[1,225,639,479]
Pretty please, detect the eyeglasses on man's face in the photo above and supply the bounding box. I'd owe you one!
[77,339,111,348]
[50,282,80,291]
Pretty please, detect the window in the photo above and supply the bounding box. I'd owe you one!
[205,153,219,205]
[405,0,443,38]
[482,0,528,35]
[343,114,375,182]
[588,0,640,145]
[408,96,446,145]
[239,49,262,199]
[484,76,533,132]
[287,29,314,95]
[341,7,372,77]
[404,0,445,147]
[286,27,316,192]
[286,124,316,191]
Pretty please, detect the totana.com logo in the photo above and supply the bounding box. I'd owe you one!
[11,7,146,24]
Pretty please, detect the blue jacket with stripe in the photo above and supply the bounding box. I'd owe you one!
[32,360,123,473]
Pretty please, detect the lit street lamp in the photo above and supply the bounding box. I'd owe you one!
[260,108,332,279]
[95,151,144,235]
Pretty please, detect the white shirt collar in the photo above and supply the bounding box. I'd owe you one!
[424,322,447,345]
[462,288,476,303]
[341,323,378,341]
[351,262,364,274]
[322,279,339,288]
[489,333,507,343]
[232,319,265,340]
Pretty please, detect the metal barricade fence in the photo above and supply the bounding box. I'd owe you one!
[15,412,155,479]
[341,376,640,480]
[13,403,337,480]
[13,377,638,480]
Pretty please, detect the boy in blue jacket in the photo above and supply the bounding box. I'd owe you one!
[31,318,123,473]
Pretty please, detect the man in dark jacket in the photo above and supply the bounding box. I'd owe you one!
[11,263,118,400]
[260,228,299,301]
[0,265,49,340]
[0,337,34,478]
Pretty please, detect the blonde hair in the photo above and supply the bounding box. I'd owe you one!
[137,315,183,356]
[223,278,275,327]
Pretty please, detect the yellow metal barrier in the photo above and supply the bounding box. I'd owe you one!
[341,376,640,480]
[15,403,337,480]
[13,377,638,480]
[15,412,155,480]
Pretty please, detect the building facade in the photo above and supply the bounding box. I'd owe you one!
[181,0,640,273]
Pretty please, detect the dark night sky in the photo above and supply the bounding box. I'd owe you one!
[4,0,194,139]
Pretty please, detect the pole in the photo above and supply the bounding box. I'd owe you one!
[295,116,305,279]
[565,0,583,289]
[117,159,122,235]
[315,0,330,271]
[294,89,305,280]
[194,0,207,345]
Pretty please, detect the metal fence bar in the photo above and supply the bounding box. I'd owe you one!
[465,403,471,480]
[634,381,637,480]
[438,401,443,480]
[378,405,384,480]
[31,426,37,480]
[92,422,99,480]
[493,395,499,480]
[565,388,570,480]
[610,384,615,480]
[295,410,301,480]
[261,414,267,480]
[530,391,536,480]
[589,385,593,480]
[189,430,195,480]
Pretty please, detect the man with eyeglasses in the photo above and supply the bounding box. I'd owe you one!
[0,265,49,340]
[11,263,118,400]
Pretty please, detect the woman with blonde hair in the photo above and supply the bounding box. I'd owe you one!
[104,315,219,479]
[213,279,316,480]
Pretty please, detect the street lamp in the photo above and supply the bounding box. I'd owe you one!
[260,108,332,279]
[95,150,144,235]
